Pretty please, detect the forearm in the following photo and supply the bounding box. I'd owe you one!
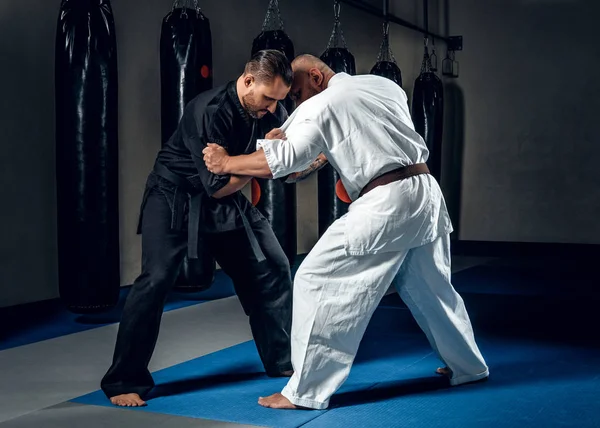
[284,153,329,183]
[211,175,253,199]
[224,149,273,179]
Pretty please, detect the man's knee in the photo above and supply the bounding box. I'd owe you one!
[131,266,176,298]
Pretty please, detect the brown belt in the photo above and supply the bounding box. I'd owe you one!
[359,163,430,199]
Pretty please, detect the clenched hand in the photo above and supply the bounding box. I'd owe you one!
[203,143,230,175]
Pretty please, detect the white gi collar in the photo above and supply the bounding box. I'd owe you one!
[327,72,350,88]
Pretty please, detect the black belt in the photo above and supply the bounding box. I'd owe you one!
[152,163,265,262]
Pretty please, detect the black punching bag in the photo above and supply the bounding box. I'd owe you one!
[371,21,402,87]
[160,0,215,292]
[318,0,353,236]
[251,0,295,113]
[320,0,355,75]
[412,46,444,181]
[55,0,120,313]
[251,177,297,264]
[250,0,297,264]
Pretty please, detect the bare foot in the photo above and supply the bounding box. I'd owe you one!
[436,367,451,376]
[109,393,147,407]
[258,393,303,410]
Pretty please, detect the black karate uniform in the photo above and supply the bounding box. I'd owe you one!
[101,81,293,399]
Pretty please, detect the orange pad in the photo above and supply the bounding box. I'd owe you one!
[251,178,261,206]
[335,179,352,203]
[200,65,211,79]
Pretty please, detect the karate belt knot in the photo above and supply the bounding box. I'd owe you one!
[152,163,265,263]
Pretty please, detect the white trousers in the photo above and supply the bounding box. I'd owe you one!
[281,217,489,410]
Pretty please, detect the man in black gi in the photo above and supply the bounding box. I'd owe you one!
[101,50,294,407]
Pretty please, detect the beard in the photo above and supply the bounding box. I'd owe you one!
[242,91,267,119]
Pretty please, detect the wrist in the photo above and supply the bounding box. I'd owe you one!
[223,155,232,174]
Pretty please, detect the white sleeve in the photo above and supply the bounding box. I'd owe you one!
[256,119,325,179]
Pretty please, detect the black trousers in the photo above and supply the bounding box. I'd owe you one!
[101,175,293,398]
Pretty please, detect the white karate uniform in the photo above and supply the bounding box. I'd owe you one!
[256,72,489,410]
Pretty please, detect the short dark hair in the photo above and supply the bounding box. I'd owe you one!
[244,49,293,86]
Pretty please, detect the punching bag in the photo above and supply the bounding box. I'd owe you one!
[160,0,215,292]
[318,0,353,236]
[250,0,297,264]
[412,45,444,182]
[370,21,402,87]
[320,1,355,75]
[55,0,120,313]
[251,0,295,113]
[251,178,297,264]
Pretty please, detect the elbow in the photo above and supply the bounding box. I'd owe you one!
[210,188,229,199]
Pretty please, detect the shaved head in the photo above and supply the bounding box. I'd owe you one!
[291,54,332,74]
[289,54,336,107]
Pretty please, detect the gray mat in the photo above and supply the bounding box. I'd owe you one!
[0,402,258,428]
[0,297,252,423]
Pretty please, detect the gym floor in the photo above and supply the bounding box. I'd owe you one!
[1,255,598,427]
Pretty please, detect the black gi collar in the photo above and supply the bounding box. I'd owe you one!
[227,81,255,127]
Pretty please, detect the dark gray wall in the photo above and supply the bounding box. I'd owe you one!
[439,0,600,243]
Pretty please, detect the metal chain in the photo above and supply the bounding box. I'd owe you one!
[171,0,203,18]
[261,0,285,32]
[326,0,347,49]
[376,21,397,64]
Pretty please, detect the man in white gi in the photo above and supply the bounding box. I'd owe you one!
[202,54,489,410]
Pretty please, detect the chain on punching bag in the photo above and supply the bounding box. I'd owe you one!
[370,20,403,87]
[250,0,297,264]
[55,0,120,313]
[412,41,444,181]
[317,0,353,236]
[252,0,295,62]
[320,1,356,75]
[251,0,295,113]
[160,0,215,292]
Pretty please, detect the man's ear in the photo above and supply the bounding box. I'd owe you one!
[244,74,255,88]
[309,68,323,87]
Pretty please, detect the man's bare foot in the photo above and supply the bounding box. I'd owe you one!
[258,393,304,410]
[436,367,451,376]
[109,393,147,407]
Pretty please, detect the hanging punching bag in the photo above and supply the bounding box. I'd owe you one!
[251,0,295,113]
[55,0,120,314]
[318,0,353,236]
[250,0,297,264]
[251,177,297,264]
[320,1,355,75]
[412,44,444,182]
[160,0,215,292]
[370,21,402,87]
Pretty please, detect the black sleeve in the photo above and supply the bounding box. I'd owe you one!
[181,103,232,197]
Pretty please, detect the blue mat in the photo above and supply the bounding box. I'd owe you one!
[72,303,600,428]
[72,307,436,427]
[307,337,600,428]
